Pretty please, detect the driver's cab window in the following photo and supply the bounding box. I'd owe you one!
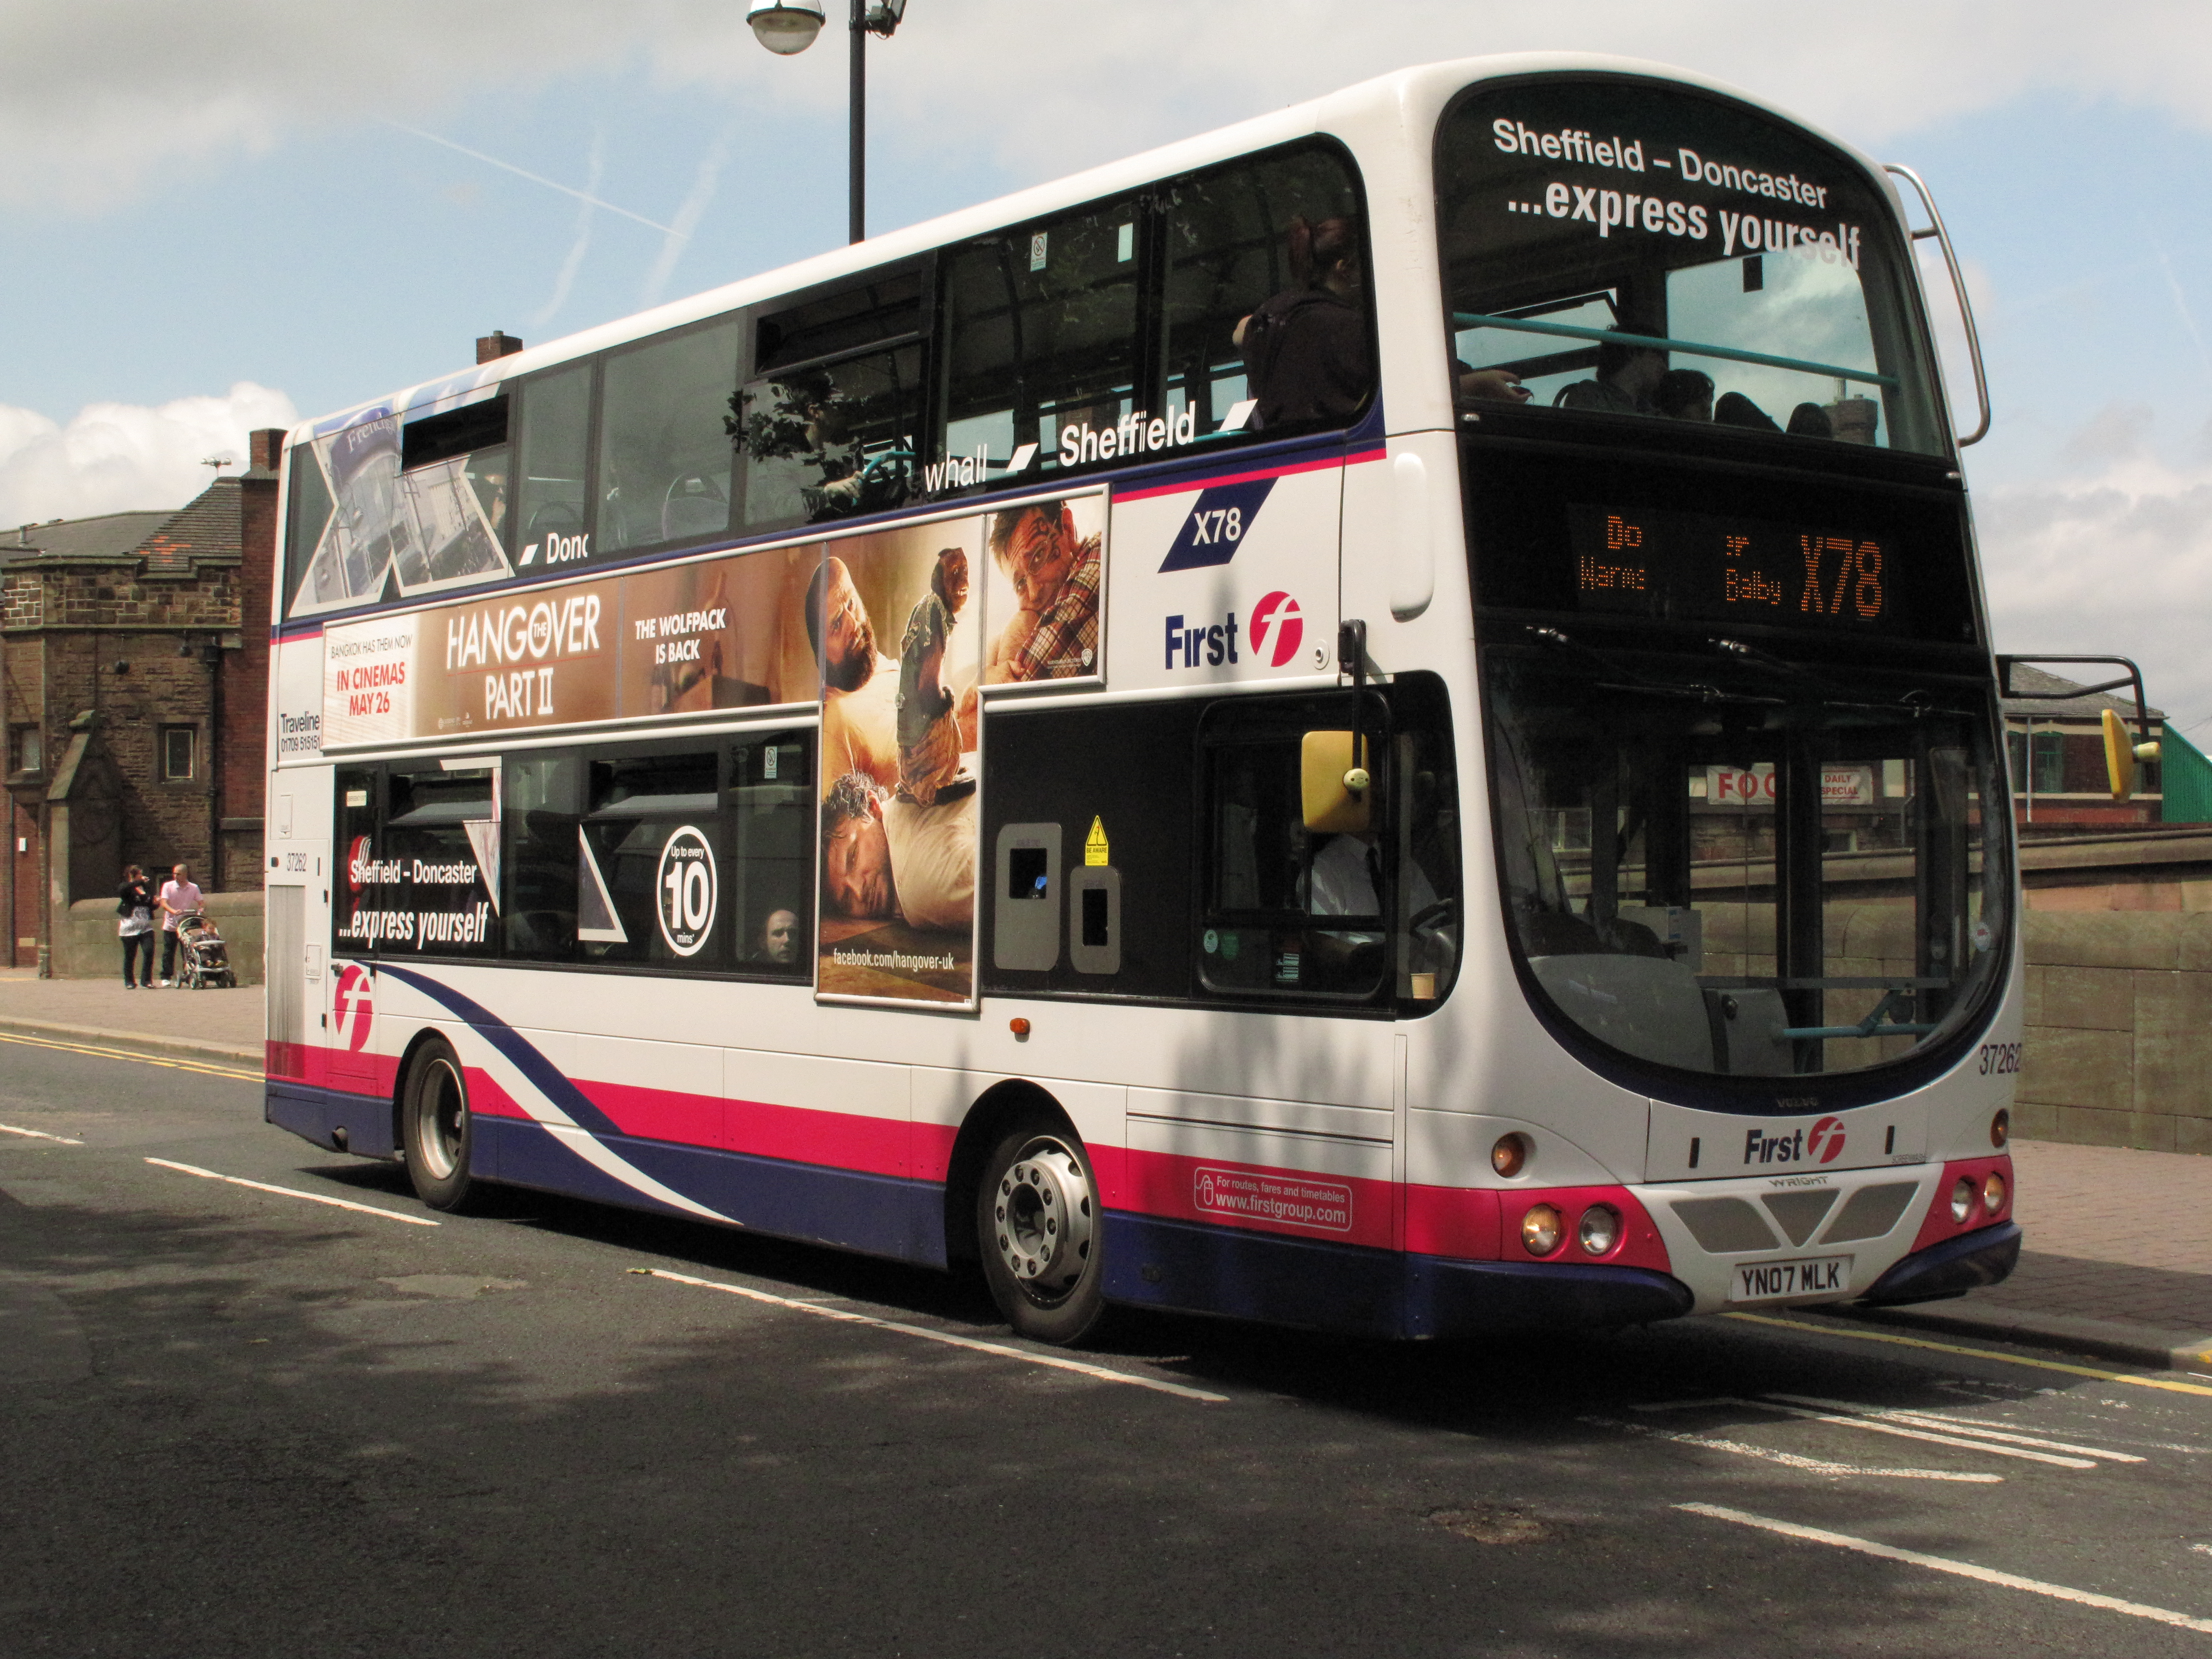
[1198,676,1459,1008]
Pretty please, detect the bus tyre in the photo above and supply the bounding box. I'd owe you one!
[977,1120,1105,1346]
[402,1039,484,1214]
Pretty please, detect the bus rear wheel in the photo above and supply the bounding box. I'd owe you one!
[401,1038,485,1213]
[976,1120,1105,1346]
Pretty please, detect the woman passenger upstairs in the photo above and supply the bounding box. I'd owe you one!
[1235,215,1374,430]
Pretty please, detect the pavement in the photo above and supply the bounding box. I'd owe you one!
[3,968,2204,1373]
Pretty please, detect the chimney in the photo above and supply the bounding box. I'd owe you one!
[476,330,525,365]
[247,428,286,475]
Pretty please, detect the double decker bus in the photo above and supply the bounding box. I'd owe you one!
[263,54,2020,1344]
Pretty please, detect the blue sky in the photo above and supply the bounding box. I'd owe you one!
[5,2,2210,725]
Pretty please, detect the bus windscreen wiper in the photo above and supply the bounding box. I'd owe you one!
[1528,626,1779,706]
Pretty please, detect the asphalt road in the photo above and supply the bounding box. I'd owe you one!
[5,1030,2210,1658]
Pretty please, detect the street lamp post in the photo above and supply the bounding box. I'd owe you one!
[745,0,908,245]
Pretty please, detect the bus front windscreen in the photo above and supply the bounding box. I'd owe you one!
[1436,77,1947,455]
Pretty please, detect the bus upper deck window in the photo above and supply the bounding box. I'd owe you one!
[1162,143,1371,443]
[937,199,1143,484]
[595,317,741,557]
[738,271,924,532]
[1435,78,1947,456]
[515,362,594,557]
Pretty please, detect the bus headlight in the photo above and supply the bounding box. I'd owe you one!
[1990,1109,2010,1149]
[1491,1134,1529,1178]
[1981,1172,2006,1216]
[1577,1204,1620,1256]
[1949,1177,1974,1224]
[1521,1203,1562,1256]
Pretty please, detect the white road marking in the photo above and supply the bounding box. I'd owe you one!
[1681,1503,2212,1634]
[1772,1395,2146,1463]
[0,1121,85,1145]
[637,1267,1228,1402]
[1583,1415,2001,1483]
[143,1158,439,1226]
[1744,1398,2098,1469]
[2191,1544,2212,1560]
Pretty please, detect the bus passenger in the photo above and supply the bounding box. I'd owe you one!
[1233,215,1374,429]
[1655,369,1714,421]
[1714,391,1780,431]
[821,770,976,934]
[1558,334,1666,415]
[896,547,973,805]
[753,907,802,965]
[1454,359,1532,404]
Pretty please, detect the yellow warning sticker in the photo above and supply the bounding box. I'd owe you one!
[1084,815,1110,867]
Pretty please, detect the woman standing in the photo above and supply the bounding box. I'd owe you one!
[117,865,155,988]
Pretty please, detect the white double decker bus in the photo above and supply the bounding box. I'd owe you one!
[263,54,2021,1344]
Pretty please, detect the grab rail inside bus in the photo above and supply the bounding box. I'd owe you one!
[1449,313,1897,389]
[1883,163,1991,447]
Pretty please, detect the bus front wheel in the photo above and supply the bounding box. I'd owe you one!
[976,1120,1105,1346]
[402,1038,485,1213]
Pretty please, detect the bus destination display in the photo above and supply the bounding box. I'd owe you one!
[1567,504,1897,631]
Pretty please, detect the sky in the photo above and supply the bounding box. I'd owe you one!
[4,1,2212,729]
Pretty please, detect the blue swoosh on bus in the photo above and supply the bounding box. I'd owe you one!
[1157,478,1277,572]
[373,962,625,1142]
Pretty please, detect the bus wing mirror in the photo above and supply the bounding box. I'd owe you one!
[1302,730,1371,834]
[2103,707,2160,800]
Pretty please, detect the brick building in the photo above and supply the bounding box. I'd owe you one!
[3,428,282,970]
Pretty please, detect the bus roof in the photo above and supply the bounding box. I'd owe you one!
[296,52,1894,442]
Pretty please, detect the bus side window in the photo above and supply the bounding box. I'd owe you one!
[937,198,1143,483]
[1161,142,1369,438]
[333,766,379,953]
[736,270,923,533]
[505,753,582,961]
[514,362,594,562]
[596,316,742,557]
[728,732,813,976]
[579,749,725,969]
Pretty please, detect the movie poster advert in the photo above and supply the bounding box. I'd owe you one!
[979,492,1107,686]
[319,543,824,749]
[814,519,983,1006]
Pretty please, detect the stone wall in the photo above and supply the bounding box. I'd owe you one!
[2019,911,2212,1154]
[55,891,263,985]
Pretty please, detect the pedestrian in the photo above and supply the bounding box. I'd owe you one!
[156,862,203,987]
[116,864,156,988]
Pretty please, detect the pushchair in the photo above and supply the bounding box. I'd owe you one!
[172,912,236,989]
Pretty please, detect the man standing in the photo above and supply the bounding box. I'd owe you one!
[985,500,1100,683]
[156,862,203,987]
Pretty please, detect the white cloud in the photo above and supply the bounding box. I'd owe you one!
[1979,414,2212,737]
[10,2,2212,209]
[0,383,299,528]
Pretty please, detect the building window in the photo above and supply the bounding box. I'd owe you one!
[160,726,197,782]
[7,725,39,775]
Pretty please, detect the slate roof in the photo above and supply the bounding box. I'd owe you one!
[2,478,242,573]
[2000,661,2164,722]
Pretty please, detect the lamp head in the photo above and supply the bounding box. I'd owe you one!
[864,0,908,34]
[746,0,826,54]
